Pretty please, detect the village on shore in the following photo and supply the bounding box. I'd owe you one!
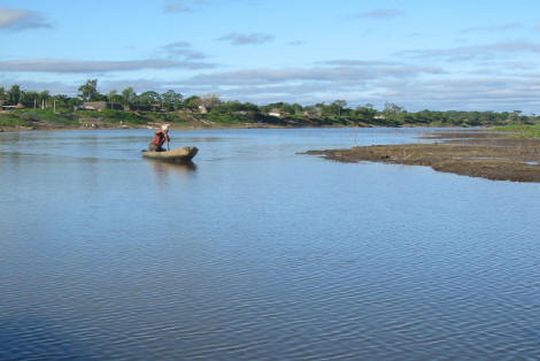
[1,79,540,132]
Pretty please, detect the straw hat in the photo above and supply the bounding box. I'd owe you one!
[161,124,170,132]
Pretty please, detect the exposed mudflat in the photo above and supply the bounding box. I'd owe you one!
[307,131,540,183]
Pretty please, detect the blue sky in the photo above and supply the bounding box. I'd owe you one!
[2,0,540,111]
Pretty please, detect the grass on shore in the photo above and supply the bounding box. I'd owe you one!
[0,109,78,127]
[492,124,540,138]
[0,109,201,128]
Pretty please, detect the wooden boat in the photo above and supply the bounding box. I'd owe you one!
[142,146,198,163]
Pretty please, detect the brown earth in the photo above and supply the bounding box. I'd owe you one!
[307,131,540,183]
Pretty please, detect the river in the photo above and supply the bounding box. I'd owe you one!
[1,128,539,360]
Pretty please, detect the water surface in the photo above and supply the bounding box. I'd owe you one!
[1,128,539,360]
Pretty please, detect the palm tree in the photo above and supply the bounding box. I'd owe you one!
[121,87,135,111]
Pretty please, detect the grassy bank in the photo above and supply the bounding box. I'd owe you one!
[0,109,236,130]
[492,124,540,138]
[0,108,348,130]
[2,108,540,133]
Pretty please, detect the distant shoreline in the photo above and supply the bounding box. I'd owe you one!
[0,120,432,133]
[307,131,540,183]
[0,120,296,133]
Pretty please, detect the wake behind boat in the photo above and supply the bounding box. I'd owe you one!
[142,146,198,163]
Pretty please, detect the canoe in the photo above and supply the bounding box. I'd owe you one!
[142,146,198,163]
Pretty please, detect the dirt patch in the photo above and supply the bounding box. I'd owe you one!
[307,131,540,183]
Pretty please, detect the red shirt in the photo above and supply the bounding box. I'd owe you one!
[152,131,170,146]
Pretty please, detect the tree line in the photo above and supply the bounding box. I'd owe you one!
[1,79,538,127]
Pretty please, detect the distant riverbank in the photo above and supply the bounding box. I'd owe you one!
[2,106,540,134]
[2,111,538,134]
[0,110,353,133]
[307,130,540,183]
[0,120,283,133]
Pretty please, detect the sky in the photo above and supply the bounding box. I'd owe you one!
[2,0,540,112]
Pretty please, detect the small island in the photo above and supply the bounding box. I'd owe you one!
[307,130,540,183]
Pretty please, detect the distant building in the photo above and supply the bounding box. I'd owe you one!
[1,103,25,111]
[82,101,107,111]
[268,109,283,118]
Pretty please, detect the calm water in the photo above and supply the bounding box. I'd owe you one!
[1,128,539,360]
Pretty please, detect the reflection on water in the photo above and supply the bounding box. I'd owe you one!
[148,160,198,190]
[1,128,539,360]
[148,160,198,174]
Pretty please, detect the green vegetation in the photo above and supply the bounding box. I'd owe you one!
[1,79,539,131]
[0,112,25,127]
[492,124,540,138]
[0,109,77,127]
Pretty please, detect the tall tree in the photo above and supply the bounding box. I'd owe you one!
[20,90,37,108]
[121,87,135,110]
[78,79,99,102]
[200,93,221,110]
[382,102,406,126]
[107,90,119,109]
[39,90,50,109]
[8,84,21,105]
[332,100,347,117]
[137,91,162,110]
[183,95,202,111]
[162,89,183,111]
[354,104,377,122]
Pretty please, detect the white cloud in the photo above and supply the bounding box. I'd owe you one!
[288,40,306,46]
[183,63,443,86]
[163,0,209,13]
[217,33,274,45]
[354,8,403,19]
[160,41,208,60]
[0,7,51,30]
[398,41,540,61]
[0,58,215,73]
[459,22,522,34]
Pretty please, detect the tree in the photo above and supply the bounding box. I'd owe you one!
[183,95,202,111]
[509,110,526,124]
[353,104,377,122]
[382,102,406,126]
[8,84,21,105]
[0,87,5,102]
[212,101,259,114]
[121,87,135,110]
[161,89,183,111]
[107,90,120,109]
[68,97,82,109]
[332,100,348,117]
[53,94,70,111]
[39,90,50,109]
[304,105,322,118]
[20,90,38,108]
[317,102,347,118]
[137,91,162,110]
[200,93,222,111]
[78,79,99,101]
[290,103,304,115]
[261,102,301,116]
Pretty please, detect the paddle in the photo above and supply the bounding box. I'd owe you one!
[165,124,171,151]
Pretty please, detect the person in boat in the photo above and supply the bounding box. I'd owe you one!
[148,124,170,152]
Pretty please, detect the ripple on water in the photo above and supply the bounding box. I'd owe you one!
[1,128,539,360]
